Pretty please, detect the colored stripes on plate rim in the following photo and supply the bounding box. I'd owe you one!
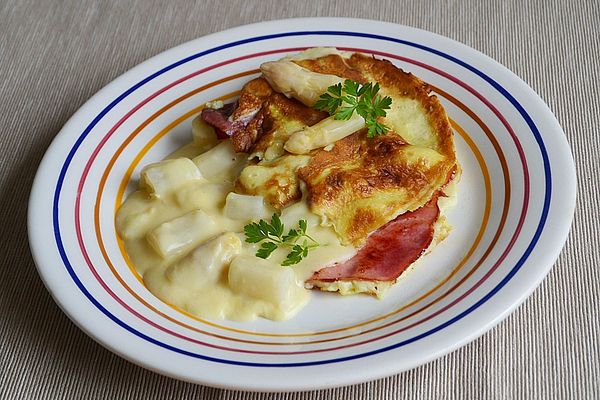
[78,49,518,353]
[53,31,549,367]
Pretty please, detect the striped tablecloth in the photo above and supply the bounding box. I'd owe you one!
[1,1,597,398]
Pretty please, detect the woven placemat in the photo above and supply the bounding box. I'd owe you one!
[1,1,597,398]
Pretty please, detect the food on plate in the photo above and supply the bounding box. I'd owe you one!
[115,47,460,321]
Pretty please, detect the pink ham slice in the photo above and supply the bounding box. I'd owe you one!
[201,102,240,139]
[308,196,440,284]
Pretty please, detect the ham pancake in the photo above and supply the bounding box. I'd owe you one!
[202,48,459,296]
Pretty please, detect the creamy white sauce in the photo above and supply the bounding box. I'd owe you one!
[116,138,355,321]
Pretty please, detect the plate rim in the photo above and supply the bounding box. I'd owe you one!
[27,17,576,391]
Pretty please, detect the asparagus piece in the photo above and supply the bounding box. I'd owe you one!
[260,61,344,107]
[284,113,365,154]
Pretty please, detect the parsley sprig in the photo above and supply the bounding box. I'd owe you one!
[314,79,393,138]
[244,214,319,266]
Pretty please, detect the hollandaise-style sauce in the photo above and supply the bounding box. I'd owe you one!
[116,130,355,321]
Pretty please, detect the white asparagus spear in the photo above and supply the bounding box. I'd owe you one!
[284,113,365,154]
[260,61,344,107]
[281,47,350,61]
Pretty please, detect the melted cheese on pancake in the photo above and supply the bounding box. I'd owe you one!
[250,92,327,160]
[232,79,328,209]
[298,131,452,245]
[236,154,311,210]
[292,53,457,245]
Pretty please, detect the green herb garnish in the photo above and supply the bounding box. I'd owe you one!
[244,214,318,266]
[314,79,393,138]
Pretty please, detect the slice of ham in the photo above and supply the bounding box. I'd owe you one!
[308,195,440,284]
[200,102,235,139]
[201,78,274,151]
[201,103,263,143]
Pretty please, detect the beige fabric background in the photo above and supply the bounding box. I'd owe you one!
[1,0,598,398]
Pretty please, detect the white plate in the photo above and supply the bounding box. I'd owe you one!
[28,18,576,391]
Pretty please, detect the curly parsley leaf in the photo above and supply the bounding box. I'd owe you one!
[366,118,390,138]
[314,83,343,115]
[281,244,305,266]
[329,82,343,97]
[244,215,319,266]
[348,79,361,95]
[282,228,299,243]
[314,79,392,138]
[256,242,278,259]
[269,213,284,237]
[335,105,357,120]
[243,222,269,243]
[298,219,307,234]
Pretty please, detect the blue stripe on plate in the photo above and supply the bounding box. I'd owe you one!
[51,30,550,367]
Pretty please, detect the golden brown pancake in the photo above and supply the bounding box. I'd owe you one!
[294,53,457,245]
[232,50,457,246]
[198,48,460,296]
